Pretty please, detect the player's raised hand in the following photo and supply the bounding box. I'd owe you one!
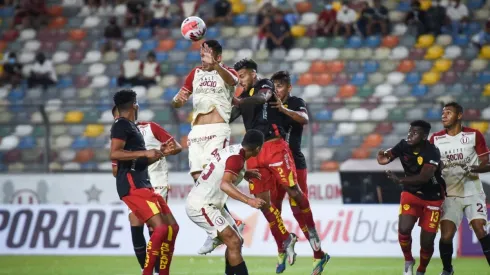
[174,90,190,103]
[270,96,285,113]
[201,43,218,67]
[385,170,401,184]
[247,197,266,209]
[161,142,176,156]
[244,169,261,181]
[377,150,391,165]
[145,149,164,159]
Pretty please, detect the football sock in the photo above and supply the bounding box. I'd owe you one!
[417,247,434,272]
[398,233,414,262]
[143,225,168,275]
[225,258,233,275]
[290,202,324,259]
[159,224,179,275]
[295,193,316,229]
[478,234,490,265]
[131,226,146,269]
[262,205,289,253]
[148,229,159,274]
[439,240,453,272]
[232,261,249,275]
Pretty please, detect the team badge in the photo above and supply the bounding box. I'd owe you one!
[403,204,410,211]
[249,88,255,96]
[417,156,423,165]
[215,216,225,226]
[249,183,254,191]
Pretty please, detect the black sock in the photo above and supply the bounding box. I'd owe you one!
[225,258,234,275]
[479,234,490,265]
[148,228,159,274]
[131,226,146,270]
[439,240,453,272]
[232,261,248,275]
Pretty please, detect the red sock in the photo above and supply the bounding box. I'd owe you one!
[143,225,168,275]
[417,247,434,273]
[159,224,179,275]
[295,193,316,229]
[291,202,324,259]
[262,205,289,253]
[398,233,414,262]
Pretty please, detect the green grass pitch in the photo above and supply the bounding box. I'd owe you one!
[0,256,488,275]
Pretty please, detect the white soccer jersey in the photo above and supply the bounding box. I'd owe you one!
[181,65,238,125]
[430,127,490,197]
[187,144,246,209]
[137,121,174,189]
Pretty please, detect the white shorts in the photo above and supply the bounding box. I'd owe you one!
[186,204,238,239]
[441,193,488,228]
[187,123,231,174]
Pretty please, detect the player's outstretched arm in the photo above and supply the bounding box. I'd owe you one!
[387,164,437,185]
[220,172,265,209]
[377,149,394,165]
[161,139,182,156]
[238,84,273,106]
[171,89,190,108]
[271,97,308,125]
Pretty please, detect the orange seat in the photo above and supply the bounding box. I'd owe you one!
[191,40,205,51]
[74,149,94,163]
[352,148,370,159]
[314,73,333,85]
[296,2,312,13]
[157,39,176,51]
[0,41,6,52]
[49,17,67,29]
[381,35,399,48]
[338,84,357,98]
[69,29,87,41]
[320,161,339,171]
[181,136,188,149]
[309,61,328,73]
[397,60,415,73]
[297,73,314,86]
[362,133,383,148]
[47,6,63,16]
[327,61,344,73]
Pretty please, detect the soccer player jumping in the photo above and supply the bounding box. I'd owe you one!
[110,90,179,275]
[377,120,446,275]
[430,102,490,275]
[186,129,267,275]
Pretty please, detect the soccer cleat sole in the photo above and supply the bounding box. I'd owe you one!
[285,233,298,266]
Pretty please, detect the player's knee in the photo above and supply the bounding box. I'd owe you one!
[152,224,168,239]
[227,234,242,251]
[398,226,412,236]
[129,213,143,226]
[471,220,487,239]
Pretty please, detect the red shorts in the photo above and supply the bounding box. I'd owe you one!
[247,139,297,195]
[272,168,308,204]
[122,173,171,222]
[399,191,443,233]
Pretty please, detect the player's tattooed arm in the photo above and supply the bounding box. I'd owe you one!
[229,106,241,123]
[220,172,265,209]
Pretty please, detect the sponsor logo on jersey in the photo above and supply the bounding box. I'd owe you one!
[429,160,439,166]
[429,223,436,229]
[427,206,440,211]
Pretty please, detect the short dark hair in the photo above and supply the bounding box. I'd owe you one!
[113,89,137,111]
[147,51,156,59]
[111,106,118,116]
[444,101,463,115]
[203,40,222,56]
[271,71,291,85]
[241,130,264,150]
[410,120,431,135]
[234,58,258,72]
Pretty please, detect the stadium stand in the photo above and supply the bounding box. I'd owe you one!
[0,0,490,173]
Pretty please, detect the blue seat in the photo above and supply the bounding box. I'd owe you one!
[175,39,191,50]
[109,77,118,88]
[346,36,363,48]
[156,52,169,62]
[9,104,24,113]
[141,40,157,51]
[315,110,332,121]
[426,108,441,120]
[81,162,98,170]
[351,73,367,86]
[405,72,421,85]
[179,124,191,136]
[327,136,344,147]
[290,74,298,85]
[412,84,428,97]
[0,7,14,17]
[477,72,490,84]
[56,77,73,89]
[163,87,179,101]
[233,14,250,26]
[96,99,112,112]
[465,22,481,35]
[365,36,381,48]
[206,27,220,39]
[186,51,201,62]
[137,28,152,40]
[453,35,469,46]
[396,1,411,12]
[71,137,92,149]
[7,89,25,101]
[18,136,35,149]
[363,61,379,73]
[0,164,6,172]
[175,64,190,76]
[468,0,484,9]
[284,14,298,26]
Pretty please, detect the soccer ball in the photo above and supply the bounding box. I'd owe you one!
[181,16,207,41]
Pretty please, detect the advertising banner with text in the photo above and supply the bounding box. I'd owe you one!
[0,173,342,205]
[0,204,455,257]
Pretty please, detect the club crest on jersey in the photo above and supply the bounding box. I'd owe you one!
[417,156,423,165]
[215,216,225,226]
[460,136,469,144]
[403,204,410,211]
[249,88,254,96]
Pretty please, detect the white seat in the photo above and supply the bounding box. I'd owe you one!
[235,49,253,60]
[0,135,19,150]
[54,135,74,149]
[436,34,452,46]
[114,4,127,16]
[82,15,101,28]
[237,26,255,38]
[97,161,113,171]
[388,11,405,23]
[373,48,391,60]
[63,162,81,171]
[19,29,36,41]
[31,111,43,123]
[222,49,235,62]
[23,40,41,52]
[444,45,462,59]
[59,149,76,162]
[370,107,389,120]
[482,107,490,120]
[291,61,311,74]
[315,148,334,161]
[350,108,369,121]
[386,72,405,85]
[392,23,408,36]
[45,99,63,112]
[87,63,106,76]
[49,162,62,171]
[19,52,35,64]
[470,59,488,72]
[48,111,64,123]
[0,87,8,99]
[83,50,102,63]
[303,84,322,102]
[333,108,351,121]
[391,46,409,60]
[299,12,318,26]
[132,86,147,99]
[304,48,322,61]
[336,122,357,136]
[147,85,164,99]
[161,75,177,87]
[374,84,393,97]
[124,39,142,51]
[138,110,155,121]
[99,110,115,123]
[380,95,399,109]
[14,125,33,136]
[286,48,305,61]
[322,48,340,60]
[358,122,376,134]
[90,75,110,88]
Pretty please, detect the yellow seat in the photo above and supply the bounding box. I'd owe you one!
[469,122,488,133]
[84,124,105,137]
[64,111,84,123]
[291,25,306,38]
[432,59,452,72]
[332,1,342,11]
[421,71,440,85]
[420,0,431,11]
[416,34,435,49]
[483,84,490,96]
[425,45,444,59]
[480,45,490,59]
[232,2,245,14]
